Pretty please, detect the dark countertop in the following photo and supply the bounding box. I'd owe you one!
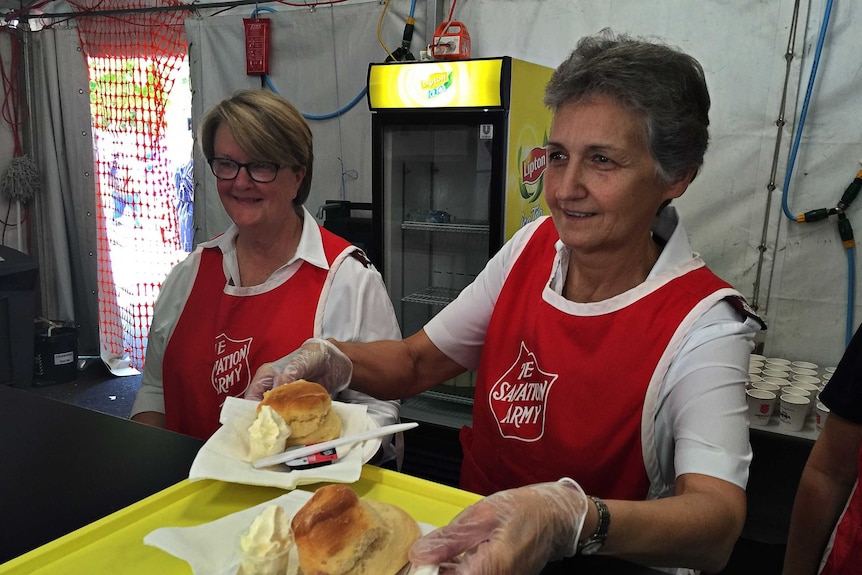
[0,384,203,563]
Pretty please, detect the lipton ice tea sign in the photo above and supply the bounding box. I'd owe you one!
[506,129,549,235]
[421,71,453,99]
[519,140,547,203]
[367,60,503,109]
[503,58,553,241]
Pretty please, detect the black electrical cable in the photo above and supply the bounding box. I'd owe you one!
[12,0,268,21]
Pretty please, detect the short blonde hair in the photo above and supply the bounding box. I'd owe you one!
[200,89,313,209]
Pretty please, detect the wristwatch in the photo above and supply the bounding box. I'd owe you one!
[577,496,610,555]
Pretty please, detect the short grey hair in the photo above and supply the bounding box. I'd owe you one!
[544,30,710,184]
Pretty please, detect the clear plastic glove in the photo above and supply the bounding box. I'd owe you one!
[408,479,588,575]
[243,338,353,401]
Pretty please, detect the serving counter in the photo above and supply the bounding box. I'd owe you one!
[0,384,204,564]
[0,385,663,574]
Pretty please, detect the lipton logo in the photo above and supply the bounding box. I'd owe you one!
[212,333,252,395]
[521,146,546,184]
[517,132,549,203]
[489,342,558,441]
[420,71,453,98]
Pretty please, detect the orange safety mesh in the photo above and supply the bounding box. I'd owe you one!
[74,0,191,370]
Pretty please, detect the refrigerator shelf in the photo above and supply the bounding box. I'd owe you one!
[422,388,475,406]
[401,221,490,234]
[402,286,461,306]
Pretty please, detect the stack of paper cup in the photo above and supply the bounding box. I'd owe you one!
[792,375,821,387]
[784,387,814,417]
[746,389,777,426]
[751,381,781,395]
[791,360,819,371]
[762,368,791,380]
[779,393,810,432]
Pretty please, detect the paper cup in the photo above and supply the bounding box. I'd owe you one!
[791,361,819,370]
[815,402,830,431]
[762,369,791,379]
[784,387,814,416]
[790,381,820,393]
[748,367,763,375]
[766,357,792,367]
[779,394,810,432]
[790,367,818,377]
[746,389,777,426]
[751,353,767,362]
[751,381,781,394]
[792,374,821,386]
[821,373,833,382]
[763,364,791,373]
[748,374,764,384]
[763,376,792,388]
[824,367,837,374]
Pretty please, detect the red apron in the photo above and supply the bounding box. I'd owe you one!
[819,444,862,574]
[460,218,732,498]
[162,227,352,439]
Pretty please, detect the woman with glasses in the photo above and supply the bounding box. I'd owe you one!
[130,90,401,464]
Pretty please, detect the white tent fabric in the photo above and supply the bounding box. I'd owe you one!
[185,1,407,245]
[442,0,862,366]
[6,0,862,366]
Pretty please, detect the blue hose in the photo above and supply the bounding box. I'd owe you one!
[781,0,834,221]
[248,6,367,120]
[777,0,855,344]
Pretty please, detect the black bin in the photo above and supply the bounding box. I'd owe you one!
[33,321,78,386]
[0,245,38,388]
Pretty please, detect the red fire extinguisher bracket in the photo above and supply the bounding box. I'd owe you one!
[244,18,271,75]
[430,20,471,60]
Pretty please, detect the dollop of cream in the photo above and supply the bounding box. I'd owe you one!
[248,405,291,462]
[239,505,293,574]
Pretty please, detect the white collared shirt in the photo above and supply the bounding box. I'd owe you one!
[132,208,402,443]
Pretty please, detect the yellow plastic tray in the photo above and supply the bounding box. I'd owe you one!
[0,466,481,575]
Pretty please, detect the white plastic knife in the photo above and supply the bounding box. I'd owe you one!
[252,421,419,469]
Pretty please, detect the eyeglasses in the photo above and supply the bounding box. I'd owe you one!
[209,158,281,183]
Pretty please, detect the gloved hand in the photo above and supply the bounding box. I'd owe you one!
[244,338,353,401]
[408,479,589,575]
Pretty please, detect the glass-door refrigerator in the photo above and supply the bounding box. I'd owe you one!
[367,57,553,414]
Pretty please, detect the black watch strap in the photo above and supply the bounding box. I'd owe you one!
[577,496,610,555]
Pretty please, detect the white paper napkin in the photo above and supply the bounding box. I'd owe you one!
[189,397,380,490]
[144,491,438,575]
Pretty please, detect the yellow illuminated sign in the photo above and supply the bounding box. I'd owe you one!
[369,59,504,109]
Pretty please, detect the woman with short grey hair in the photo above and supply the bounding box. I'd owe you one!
[247,32,763,574]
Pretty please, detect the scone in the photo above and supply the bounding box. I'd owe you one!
[258,380,342,447]
[291,484,421,575]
